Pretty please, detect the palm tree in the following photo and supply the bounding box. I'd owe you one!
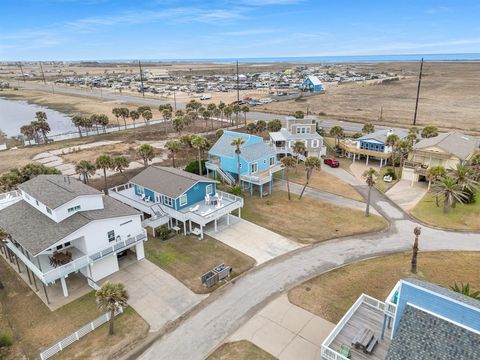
[72,114,85,137]
[191,135,208,175]
[362,168,379,217]
[137,144,156,168]
[165,140,182,168]
[469,152,480,181]
[96,282,129,336]
[362,122,375,134]
[292,141,306,171]
[411,226,421,274]
[90,114,100,135]
[96,154,113,194]
[20,124,35,145]
[97,114,109,133]
[137,106,152,126]
[299,156,321,199]
[256,120,266,133]
[451,164,477,207]
[35,111,47,122]
[213,108,221,128]
[75,160,96,184]
[111,108,121,129]
[426,165,446,193]
[232,104,241,127]
[119,108,130,129]
[396,139,412,170]
[82,116,93,136]
[451,282,480,300]
[246,123,256,134]
[218,102,226,122]
[223,106,233,125]
[143,110,152,126]
[34,113,51,143]
[421,126,438,138]
[202,110,211,129]
[385,133,400,167]
[241,105,250,126]
[112,156,130,181]
[231,138,246,185]
[267,119,282,132]
[281,156,297,200]
[172,117,184,135]
[433,176,468,213]
[329,126,344,147]
[162,109,172,124]
[129,110,139,129]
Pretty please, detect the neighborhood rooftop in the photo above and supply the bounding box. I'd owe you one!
[18,175,101,209]
[358,128,409,143]
[413,131,479,160]
[386,305,480,360]
[129,166,218,199]
[209,131,276,162]
[0,195,139,256]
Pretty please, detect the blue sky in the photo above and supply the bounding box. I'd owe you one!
[1,0,480,60]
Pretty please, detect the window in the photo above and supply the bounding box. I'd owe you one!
[296,127,301,134]
[64,241,71,247]
[46,207,52,214]
[35,199,39,206]
[263,159,267,164]
[108,230,115,242]
[179,194,188,206]
[155,194,161,203]
[251,163,258,173]
[206,184,213,195]
[301,127,306,134]
[270,157,275,166]
[306,127,311,134]
[163,196,174,207]
[137,185,144,195]
[312,140,319,148]
[68,205,81,213]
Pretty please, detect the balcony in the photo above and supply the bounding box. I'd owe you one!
[0,190,22,210]
[339,140,391,159]
[321,294,396,360]
[240,164,284,185]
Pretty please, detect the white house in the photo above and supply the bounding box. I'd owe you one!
[0,175,146,304]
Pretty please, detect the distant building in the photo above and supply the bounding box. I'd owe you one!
[321,278,480,359]
[302,75,325,93]
[0,144,6,151]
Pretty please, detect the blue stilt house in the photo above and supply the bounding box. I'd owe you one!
[302,76,325,93]
[206,130,284,197]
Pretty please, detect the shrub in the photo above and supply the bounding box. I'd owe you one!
[384,167,397,180]
[215,129,224,139]
[0,334,12,347]
[318,111,327,116]
[265,199,272,206]
[185,160,207,175]
[157,225,171,241]
[463,187,477,204]
[352,133,363,139]
[228,185,242,196]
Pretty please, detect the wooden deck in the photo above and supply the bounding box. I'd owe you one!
[330,302,392,360]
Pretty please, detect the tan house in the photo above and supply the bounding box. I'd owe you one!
[402,132,478,185]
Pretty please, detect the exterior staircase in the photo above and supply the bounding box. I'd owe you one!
[206,161,236,185]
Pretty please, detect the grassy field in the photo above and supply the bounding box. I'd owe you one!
[0,257,148,360]
[288,252,480,323]
[208,341,276,360]
[241,190,387,244]
[144,234,255,294]
[411,192,480,230]
[280,164,363,201]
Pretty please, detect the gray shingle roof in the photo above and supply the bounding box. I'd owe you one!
[209,131,276,162]
[403,278,480,310]
[386,305,480,360]
[129,166,217,199]
[413,132,478,160]
[359,129,409,144]
[18,175,101,209]
[0,196,139,256]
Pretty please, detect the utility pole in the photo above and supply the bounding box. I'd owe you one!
[236,60,240,126]
[173,89,177,111]
[413,58,424,126]
[39,62,46,85]
[18,63,26,82]
[138,60,145,97]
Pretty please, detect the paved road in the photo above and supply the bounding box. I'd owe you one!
[137,185,480,360]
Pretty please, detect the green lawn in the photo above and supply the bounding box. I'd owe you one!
[411,191,480,230]
[374,167,401,193]
[145,234,256,293]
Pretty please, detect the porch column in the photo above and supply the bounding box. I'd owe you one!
[42,283,50,304]
[249,182,253,196]
[214,219,218,232]
[60,277,69,297]
[183,222,187,235]
[227,213,230,225]
[135,242,145,260]
[380,314,388,340]
[238,208,241,219]
[380,158,383,168]
[366,155,369,166]
[260,184,263,198]
[206,168,209,177]
[353,153,356,163]
[269,179,273,195]
[200,226,204,240]
[189,220,192,233]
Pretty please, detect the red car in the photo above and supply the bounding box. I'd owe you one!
[324,158,340,168]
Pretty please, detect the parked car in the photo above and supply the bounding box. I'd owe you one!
[324,158,340,168]
[248,100,258,106]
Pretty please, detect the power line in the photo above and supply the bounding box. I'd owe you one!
[138,60,145,97]
[413,57,424,126]
[39,62,46,85]
[18,63,26,82]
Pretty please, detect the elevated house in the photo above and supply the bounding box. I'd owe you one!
[206,130,283,197]
[269,116,327,159]
[321,278,480,360]
[109,166,243,239]
[0,175,146,305]
[339,129,409,167]
[402,131,479,185]
[302,75,325,93]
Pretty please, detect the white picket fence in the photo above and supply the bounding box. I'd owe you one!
[39,308,123,360]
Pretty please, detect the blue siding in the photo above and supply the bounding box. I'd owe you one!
[394,282,480,335]
[359,140,385,152]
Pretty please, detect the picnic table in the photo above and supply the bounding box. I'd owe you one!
[52,252,72,266]
[352,327,378,354]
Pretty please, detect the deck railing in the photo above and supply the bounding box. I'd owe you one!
[43,255,91,284]
[89,231,147,262]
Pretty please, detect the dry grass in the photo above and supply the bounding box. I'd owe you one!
[281,164,363,201]
[411,192,480,230]
[288,251,480,323]
[61,142,140,164]
[208,340,276,360]
[241,190,387,244]
[0,257,148,360]
[144,234,256,294]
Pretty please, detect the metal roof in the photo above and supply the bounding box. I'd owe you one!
[129,166,217,199]
[413,131,478,160]
[305,75,322,86]
[358,128,409,144]
[0,196,139,256]
[18,175,101,209]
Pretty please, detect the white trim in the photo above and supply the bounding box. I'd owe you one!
[179,193,188,206]
[206,184,213,195]
[406,302,480,336]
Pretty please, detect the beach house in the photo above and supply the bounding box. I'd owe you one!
[109,166,243,239]
[339,129,409,167]
[0,175,146,304]
[206,130,283,197]
[269,116,326,159]
[302,75,325,93]
[321,278,480,359]
[402,131,479,185]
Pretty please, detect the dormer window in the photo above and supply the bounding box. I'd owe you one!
[46,207,52,214]
[68,205,81,213]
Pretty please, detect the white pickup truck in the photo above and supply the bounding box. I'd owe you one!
[200,94,212,100]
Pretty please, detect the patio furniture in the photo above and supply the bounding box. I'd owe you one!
[53,252,72,266]
[205,194,211,205]
[191,227,202,236]
[339,344,351,358]
[383,175,393,183]
[141,193,146,201]
[49,256,57,267]
[171,225,181,234]
[352,327,378,354]
[189,204,200,212]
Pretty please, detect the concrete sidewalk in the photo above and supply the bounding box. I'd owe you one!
[386,180,427,212]
[227,294,335,360]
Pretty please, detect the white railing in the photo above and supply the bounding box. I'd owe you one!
[109,185,170,218]
[362,293,397,317]
[0,190,22,209]
[89,231,147,262]
[241,164,284,185]
[4,240,46,280]
[188,195,243,225]
[206,161,235,185]
[39,308,123,360]
[43,255,91,284]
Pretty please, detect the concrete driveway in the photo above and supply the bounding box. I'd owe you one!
[105,256,205,332]
[205,216,301,265]
[386,180,428,211]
